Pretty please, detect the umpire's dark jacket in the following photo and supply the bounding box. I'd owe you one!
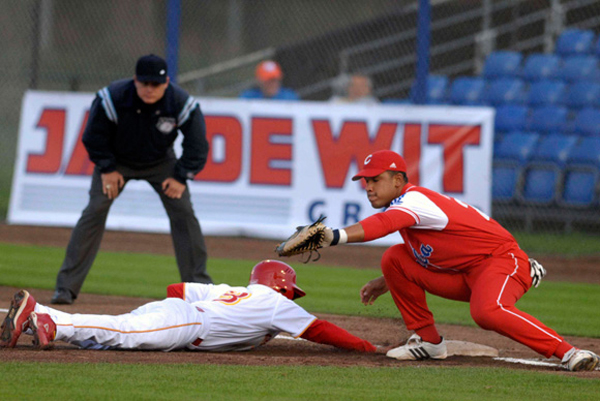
[83,78,209,183]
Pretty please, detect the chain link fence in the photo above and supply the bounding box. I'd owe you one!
[2,0,600,245]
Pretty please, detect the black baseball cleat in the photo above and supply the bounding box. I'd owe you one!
[51,289,74,305]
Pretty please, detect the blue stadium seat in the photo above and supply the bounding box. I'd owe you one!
[596,35,600,58]
[572,108,600,136]
[520,54,561,82]
[527,106,568,134]
[525,80,566,107]
[521,134,575,204]
[492,164,521,202]
[565,82,600,110]
[483,78,525,106]
[493,131,539,163]
[492,131,536,203]
[559,55,599,82]
[494,105,528,133]
[555,29,595,56]
[448,77,486,105]
[566,136,600,167]
[410,75,448,104]
[529,133,578,166]
[560,169,599,207]
[483,51,523,79]
[521,164,562,204]
[559,136,600,207]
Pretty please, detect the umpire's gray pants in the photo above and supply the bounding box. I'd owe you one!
[55,161,211,299]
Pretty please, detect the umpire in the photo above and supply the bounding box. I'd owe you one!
[52,54,212,305]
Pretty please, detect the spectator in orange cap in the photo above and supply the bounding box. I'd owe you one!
[240,60,300,101]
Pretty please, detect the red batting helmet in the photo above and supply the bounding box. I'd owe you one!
[249,260,306,300]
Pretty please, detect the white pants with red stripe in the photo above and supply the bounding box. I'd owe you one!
[35,298,207,351]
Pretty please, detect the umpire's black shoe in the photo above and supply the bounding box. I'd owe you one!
[51,289,74,305]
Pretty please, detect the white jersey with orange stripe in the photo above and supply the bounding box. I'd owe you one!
[182,283,316,352]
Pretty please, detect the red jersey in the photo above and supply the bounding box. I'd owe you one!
[360,183,518,272]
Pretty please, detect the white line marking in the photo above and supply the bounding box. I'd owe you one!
[495,357,600,371]
[494,357,562,368]
[275,334,305,341]
[0,308,8,313]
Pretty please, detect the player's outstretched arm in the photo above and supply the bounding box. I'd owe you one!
[300,319,376,352]
[360,276,388,306]
[325,223,365,245]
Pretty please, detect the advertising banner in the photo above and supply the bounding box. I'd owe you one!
[9,91,494,246]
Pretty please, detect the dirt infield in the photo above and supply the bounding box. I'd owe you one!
[0,224,598,376]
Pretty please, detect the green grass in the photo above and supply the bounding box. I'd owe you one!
[0,363,598,401]
[1,242,599,400]
[513,231,600,255]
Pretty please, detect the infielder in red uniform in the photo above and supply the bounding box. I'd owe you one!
[314,149,598,371]
[1,260,379,354]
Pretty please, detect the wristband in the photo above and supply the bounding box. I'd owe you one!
[330,229,348,246]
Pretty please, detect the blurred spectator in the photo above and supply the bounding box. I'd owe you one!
[330,74,379,104]
[240,60,300,100]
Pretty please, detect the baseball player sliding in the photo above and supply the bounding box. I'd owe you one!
[277,149,599,372]
[1,260,380,354]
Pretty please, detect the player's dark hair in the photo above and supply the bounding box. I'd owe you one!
[386,170,408,182]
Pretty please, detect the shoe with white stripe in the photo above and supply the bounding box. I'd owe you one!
[562,348,599,372]
[0,290,37,348]
[386,334,447,361]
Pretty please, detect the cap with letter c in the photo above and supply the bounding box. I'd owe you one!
[352,150,407,181]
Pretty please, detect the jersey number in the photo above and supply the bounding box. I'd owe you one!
[447,196,490,221]
[213,291,251,305]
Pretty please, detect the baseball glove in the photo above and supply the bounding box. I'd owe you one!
[275,215,328,262]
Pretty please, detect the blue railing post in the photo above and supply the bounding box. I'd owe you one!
[414,0,431,104]
[166,0,181,83]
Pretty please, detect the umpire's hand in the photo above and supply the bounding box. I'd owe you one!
[102,171,125,200]
[162,178,185,199]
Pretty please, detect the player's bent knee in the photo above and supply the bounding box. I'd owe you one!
[470,303,503,330]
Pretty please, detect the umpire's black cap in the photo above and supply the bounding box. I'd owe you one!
[135,54,168,83]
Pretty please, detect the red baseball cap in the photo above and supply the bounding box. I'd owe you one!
[256,60,283,82]
[352,150,407,181]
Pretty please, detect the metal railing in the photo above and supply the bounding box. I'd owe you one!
[181,0,600,100]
